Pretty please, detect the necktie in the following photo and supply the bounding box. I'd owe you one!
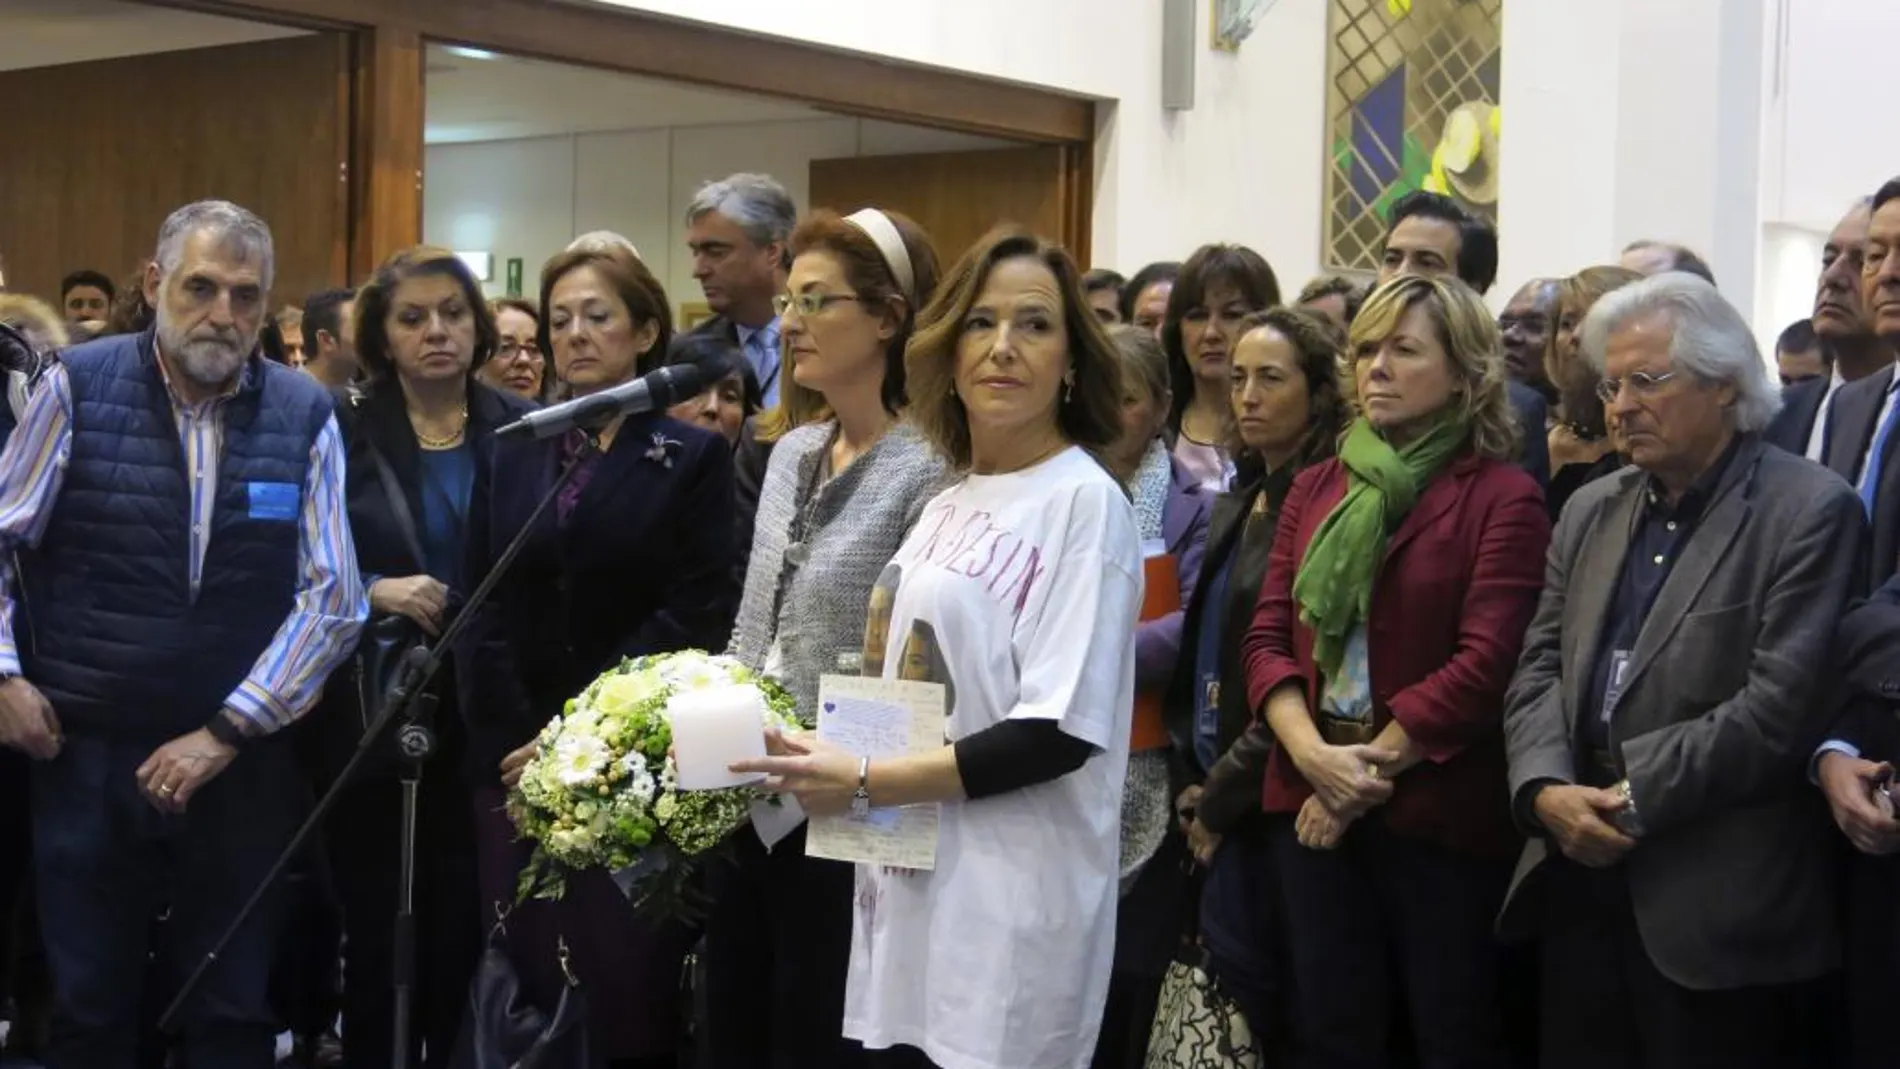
[746,329,780,407]
[1859,386,1900,516]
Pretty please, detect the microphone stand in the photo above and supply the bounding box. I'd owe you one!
[160,429,604,1069]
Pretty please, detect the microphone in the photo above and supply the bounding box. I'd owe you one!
[497,362,710,441]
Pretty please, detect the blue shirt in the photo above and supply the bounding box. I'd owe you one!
[418,443,475,588]
[738,318,783,409]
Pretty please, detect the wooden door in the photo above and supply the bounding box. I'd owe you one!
[0,33,352,309]
[809,144,1092,271]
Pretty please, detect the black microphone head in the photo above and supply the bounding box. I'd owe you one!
[650,360,712,408]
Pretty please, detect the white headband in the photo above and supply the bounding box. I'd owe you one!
[843,208,916,304]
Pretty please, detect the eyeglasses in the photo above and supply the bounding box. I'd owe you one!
[773,293,860,318]
[1595,370,1679,404]
[496,339,541,361]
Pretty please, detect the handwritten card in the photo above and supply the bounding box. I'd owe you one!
[805,674,945,870]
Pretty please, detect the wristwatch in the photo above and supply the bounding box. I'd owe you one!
[1610,778,1645,838]
[205,710,251,751]
[851,756,872,817]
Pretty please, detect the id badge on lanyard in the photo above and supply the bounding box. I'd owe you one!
[1600,650,1634,724]
[1198,675,1221,739]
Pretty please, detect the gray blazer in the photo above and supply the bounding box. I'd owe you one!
[1500,434,1865,990]
[728,420,947,721]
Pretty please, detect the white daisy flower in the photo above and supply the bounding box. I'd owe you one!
[551,733,610,786]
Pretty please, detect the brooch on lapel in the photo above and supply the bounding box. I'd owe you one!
[644,432,681,469]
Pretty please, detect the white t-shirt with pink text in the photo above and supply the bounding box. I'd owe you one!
[843,446,1142,1069]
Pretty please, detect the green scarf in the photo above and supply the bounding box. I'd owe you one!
[1293,414,1469,680]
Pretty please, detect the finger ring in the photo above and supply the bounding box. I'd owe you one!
[158,785,175,796]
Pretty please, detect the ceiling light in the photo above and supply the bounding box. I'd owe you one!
[455,251,493,281]
[443,45,500,61]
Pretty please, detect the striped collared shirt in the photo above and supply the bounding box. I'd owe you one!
[0,356,366,735]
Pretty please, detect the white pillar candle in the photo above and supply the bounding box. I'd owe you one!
[668,686,768,791]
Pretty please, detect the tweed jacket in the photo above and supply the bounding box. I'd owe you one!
[728,420,949,720]
[1501,435,1865,989]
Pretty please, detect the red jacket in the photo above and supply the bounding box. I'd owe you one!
[1242,452,1549,859]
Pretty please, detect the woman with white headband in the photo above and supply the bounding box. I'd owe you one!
[702,207,945,1068]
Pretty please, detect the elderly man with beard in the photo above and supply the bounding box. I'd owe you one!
[0,200,365,1069]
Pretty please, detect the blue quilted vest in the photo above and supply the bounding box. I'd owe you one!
[19,331,336,741]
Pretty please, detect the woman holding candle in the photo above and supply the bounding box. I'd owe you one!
[735,225,1143,1069]
[1240,274,1547,1069]
[458,243,738,1068]
[701,206,944,1069]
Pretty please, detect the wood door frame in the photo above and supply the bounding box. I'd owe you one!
[138,0,1093,143]
[136,0,1097,267]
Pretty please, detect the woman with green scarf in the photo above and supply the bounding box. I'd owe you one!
[1239,274,1549,1069]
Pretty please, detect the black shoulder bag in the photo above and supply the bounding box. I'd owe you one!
[350,435,434,765]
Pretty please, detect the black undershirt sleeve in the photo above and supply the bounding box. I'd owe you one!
[953,718,1097,800]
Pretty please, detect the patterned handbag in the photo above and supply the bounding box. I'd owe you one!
[1142,946,1264,1069]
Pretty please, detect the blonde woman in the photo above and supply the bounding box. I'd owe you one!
[1545,266,1643,519]
[1242,274,1549,1069]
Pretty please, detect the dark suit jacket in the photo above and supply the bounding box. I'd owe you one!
[1508,379,1551,489]
[337,381,532,584]
[456,410,738,782]
[693,316,776,585]
[1764,375,1831,457]
[1501,435,1865,989]
[1827,364,1900,588]
[731,416,773,586]
[690,312,740,348]
[1832,578,1900,762]
[1243,452,1549,859]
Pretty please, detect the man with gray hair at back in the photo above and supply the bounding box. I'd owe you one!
[1500,271,1860,1067]
[685,172,794,407]
[0,199,365,1069]
[1620,239,1717,286]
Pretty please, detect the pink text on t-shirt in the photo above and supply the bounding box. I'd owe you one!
[911,503,1048,619]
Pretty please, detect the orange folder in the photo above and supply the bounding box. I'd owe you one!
[1130,551,1181,752]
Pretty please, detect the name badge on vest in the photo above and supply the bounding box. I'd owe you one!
[1600,649,1634,724]
[247,482,300,522]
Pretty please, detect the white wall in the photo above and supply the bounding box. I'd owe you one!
[1501,0,1766,325]
[424,117,1008,311]
[1753,0,1898,355]
[575,0,1329,289]
[1761,0,1900,231]
[1757,224,1826,347]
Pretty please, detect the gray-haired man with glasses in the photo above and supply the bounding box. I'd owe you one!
[1499,272,1863,1068]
